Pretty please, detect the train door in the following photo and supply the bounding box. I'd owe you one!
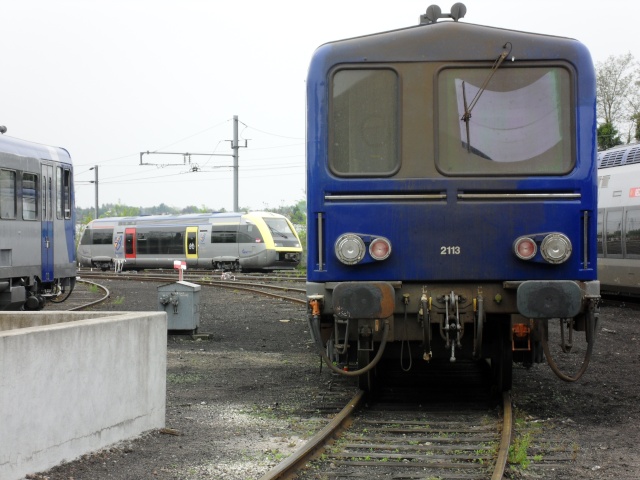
[124,228,136,260]
[186,227,198,264]
[41,164,54,282]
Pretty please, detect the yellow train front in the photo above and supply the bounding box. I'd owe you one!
[305,5,600,391]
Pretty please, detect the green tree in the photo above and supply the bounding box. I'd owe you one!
[596,53,639,142]
[597,121,623,151]
[289,199,307,225]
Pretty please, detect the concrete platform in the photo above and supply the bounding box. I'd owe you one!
[0,310,167,480]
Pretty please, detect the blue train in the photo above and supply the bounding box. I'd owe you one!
[305,4,600,391]
[0,133,76,310]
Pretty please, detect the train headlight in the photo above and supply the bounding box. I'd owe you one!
[540,233,572,264]
[335,234,366,265]
[369,237,392,261]
[513,236,537,260]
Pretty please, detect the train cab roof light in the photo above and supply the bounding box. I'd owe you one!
[540,233,572,264]
[335,234,366,265]
[514,236,537,260]
[420,3,467,25]
[369,237,392,261]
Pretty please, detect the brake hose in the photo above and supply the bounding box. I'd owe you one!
[308,304,391,377]
[541,303,597,382]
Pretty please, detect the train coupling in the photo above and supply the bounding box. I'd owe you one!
[440,291,463,362]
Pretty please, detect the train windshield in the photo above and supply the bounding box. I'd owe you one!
[263,218,300,247]
[437,66,573,175]
[80,228,113,245]
[329,68,400,176]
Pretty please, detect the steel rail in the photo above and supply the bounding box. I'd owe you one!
[492,391,513,480]
[79,272,307,305]
[258,389,365,480]
[68,279,111,311]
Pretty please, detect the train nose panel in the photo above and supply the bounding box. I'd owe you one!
[332,282,395,319]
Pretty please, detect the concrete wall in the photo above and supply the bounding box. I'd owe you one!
[0,311,167,480]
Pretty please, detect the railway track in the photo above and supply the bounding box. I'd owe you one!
[51,272,583,478]
[77,270,307,305]
[77,267,306,283]
[45,278,110,311]
[260,390,512,480]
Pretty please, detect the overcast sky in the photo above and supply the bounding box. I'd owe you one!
[2,0,639,212]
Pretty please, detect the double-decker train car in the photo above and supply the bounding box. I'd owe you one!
[0,134,76,310]
[305,4,600,391]
[77,211,302,272]
[597,143,640,295]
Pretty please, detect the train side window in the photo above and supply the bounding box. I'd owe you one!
[80,228,91,245]
[238,224,264,243]
[22,173,38,221]
[139,230,176,254]
[211,225,238,243]
[93,229,114,245]
[136,233,148,254]
[624,208,640,257]
[55,167,72,220]
[605,209,623,257]
[56,167,63,219]
[329,68,399,176]
[63,169,71,219]
[0,169,16,219]
[596,210,603,256]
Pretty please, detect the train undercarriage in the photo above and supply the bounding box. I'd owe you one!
[0,276,76,311]
[307,281,599,392]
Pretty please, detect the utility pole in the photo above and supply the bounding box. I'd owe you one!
[90,166,99,219]
[230,115,248,212]
[233,116,239,212]
[140,116,246,211]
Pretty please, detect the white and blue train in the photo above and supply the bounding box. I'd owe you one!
[0,133,76,310]
[597,143,640,295]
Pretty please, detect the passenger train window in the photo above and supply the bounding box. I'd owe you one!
[211,225,238,243]
[596,210,603,256]
[329,68,399,176]
[0,169,16,219]
[437,66,573,175]
[63,168,71,219]
[237,224,264,243]
[605,209,623,256]
[135,230,184,254]
[92,229,114,244]
[625,208,640,256]
[22,173,37,220]
[56,167,72,220]
[56,168,63,219]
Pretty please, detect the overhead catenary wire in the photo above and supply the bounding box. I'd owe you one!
[74,117,304,208]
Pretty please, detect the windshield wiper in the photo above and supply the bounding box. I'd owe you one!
[268,225,288,238]
[461,42,512,153]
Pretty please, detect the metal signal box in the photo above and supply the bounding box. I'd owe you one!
[158,281,201,332]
